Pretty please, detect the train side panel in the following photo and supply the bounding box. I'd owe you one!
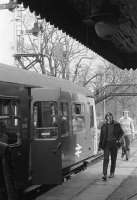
[69,93,97,164]
[87,97,98,155]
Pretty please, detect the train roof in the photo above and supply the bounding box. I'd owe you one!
[0,63,93,97]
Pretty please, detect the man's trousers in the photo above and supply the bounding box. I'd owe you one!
[103,143,118,176]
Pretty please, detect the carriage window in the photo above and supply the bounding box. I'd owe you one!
[33,101,58,139]
[90,105,94,128]
[72,103,85,133]
[73,104,81,114]
[72,103,85,115]
[60,102,69,137]
[0,100,19,127]
[0,99,20,144]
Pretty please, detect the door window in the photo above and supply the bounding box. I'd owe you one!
[33,101,58,139]
[60,102,69,137]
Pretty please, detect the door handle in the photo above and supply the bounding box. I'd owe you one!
[52,142,62,154]
[57,142,62,150]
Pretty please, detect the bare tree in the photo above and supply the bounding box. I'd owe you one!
[15,8,90,79]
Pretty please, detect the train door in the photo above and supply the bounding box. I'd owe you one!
[88,97,98,155]
[59,92,74,169]
[0,97,26,185]
[31,89,62,184]
[0,83,32,189]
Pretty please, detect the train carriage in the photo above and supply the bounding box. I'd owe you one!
[0,63,98,198]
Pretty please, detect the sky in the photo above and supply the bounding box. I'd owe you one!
[0,7,106,74]
[0,9,14,65]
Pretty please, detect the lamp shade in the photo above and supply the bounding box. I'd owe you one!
[95,21,117,39]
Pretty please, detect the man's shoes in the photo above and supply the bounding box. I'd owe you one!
[109,173,114,178]
[102,175,107,181]
[121,153,124,158]
[126,151,129,160]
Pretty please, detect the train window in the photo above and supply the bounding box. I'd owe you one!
[72,103,85,115]
[72,103,85,133]
[60,102,69,137]
[33,101,58,139]
[90,105,94,128]
[0,100,19,127]
[0,99,20,144]
[72,116,85,133]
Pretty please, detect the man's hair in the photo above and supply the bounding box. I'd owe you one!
[105,112,113,120]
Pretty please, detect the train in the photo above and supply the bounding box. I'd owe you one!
[0,63,98,199]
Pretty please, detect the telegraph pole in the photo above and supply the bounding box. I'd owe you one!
[0,0,17,11]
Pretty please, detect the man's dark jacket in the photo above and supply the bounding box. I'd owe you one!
[99,120,124,150]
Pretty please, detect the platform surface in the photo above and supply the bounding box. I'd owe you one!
[36,140,137,200]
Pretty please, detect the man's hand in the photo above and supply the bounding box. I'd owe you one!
[98,147,102,152]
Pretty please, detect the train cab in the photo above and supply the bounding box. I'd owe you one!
[30,88,97,185]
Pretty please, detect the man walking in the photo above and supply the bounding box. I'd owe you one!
[119,111,134,160]
[99,112,124,181]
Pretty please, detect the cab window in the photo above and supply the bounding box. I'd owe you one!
[33,101,58,139]
[72,103,85,133]
[60,102,69,137]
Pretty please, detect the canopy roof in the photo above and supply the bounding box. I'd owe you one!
[18,0,137,70]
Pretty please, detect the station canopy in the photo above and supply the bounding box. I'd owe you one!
[18,0,137,70]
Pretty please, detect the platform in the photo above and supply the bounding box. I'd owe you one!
[36,140,137,200]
